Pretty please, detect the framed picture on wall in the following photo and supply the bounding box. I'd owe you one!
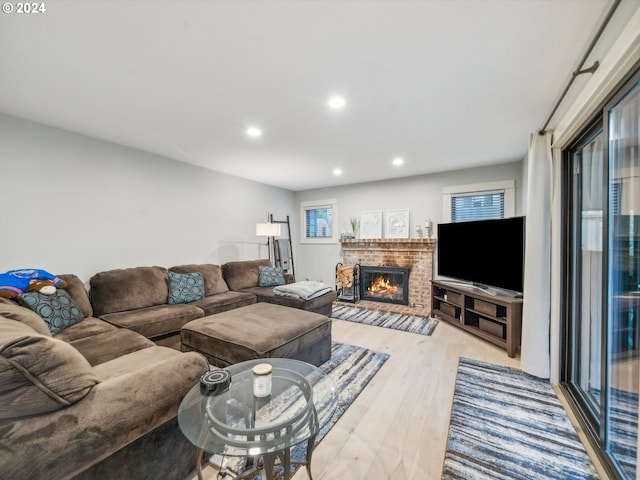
[359,211,383,238]
[385,209,410,238]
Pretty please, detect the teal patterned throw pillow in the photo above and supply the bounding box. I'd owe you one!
[168,271,205,304]
[258,266,285,287]
[17,289,84,336]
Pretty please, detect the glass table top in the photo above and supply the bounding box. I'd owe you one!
[178,358,337,458]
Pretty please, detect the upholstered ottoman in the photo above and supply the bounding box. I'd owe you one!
[180,303,332,367]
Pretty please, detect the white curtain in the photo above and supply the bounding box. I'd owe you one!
[521,132,553,378]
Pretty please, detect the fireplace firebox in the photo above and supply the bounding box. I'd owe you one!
[360,266,409,305]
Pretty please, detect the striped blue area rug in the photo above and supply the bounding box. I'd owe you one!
[610,388,638,479]
[213,342,390,479]
[331,304,438,335]
[442,358,599,480]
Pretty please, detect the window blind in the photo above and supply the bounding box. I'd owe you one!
[451,191,504,222]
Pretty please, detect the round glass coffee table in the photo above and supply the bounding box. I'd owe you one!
[178,358,337,480]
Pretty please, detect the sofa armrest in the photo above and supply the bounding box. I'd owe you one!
[0,351,209,480]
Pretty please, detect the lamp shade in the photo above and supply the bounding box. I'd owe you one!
[256,222,281,237]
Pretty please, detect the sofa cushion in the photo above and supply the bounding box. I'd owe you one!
[169,264,229,296]
[0,319,99,419]
[168,271,205,305]
[53,317,117,343]
[58,273,93,318]
[89,266,169,316]
[100,303,204,339]
[190,290,257,316]
[17,290,84,335]
[258,266,285,287]
[222,259,272,291]
[65,328,156,366]
[0,297,51,336]
[91,345,187,381]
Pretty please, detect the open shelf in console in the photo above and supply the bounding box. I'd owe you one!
[431,280,523,357]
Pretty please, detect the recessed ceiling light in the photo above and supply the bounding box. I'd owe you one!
[332,168,343,176]
[328,96,346,110]
[392,157,404,166]
[246,126,262,138]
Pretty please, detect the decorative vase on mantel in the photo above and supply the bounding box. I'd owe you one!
[349,216,359,239]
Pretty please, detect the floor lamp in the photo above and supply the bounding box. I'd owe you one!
[256,222,281,263]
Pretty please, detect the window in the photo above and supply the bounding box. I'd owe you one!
[451,191,505,222]
[300,199,338,244]
[442,180,515,222]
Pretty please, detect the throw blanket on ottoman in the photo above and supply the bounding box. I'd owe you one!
[274,281,333,300]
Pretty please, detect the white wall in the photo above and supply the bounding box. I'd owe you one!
[0,113,295,282]
[293,161,525,284]
[0,113,524,289]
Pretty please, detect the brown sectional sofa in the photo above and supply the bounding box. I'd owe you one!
[87,260,336,350]
[0,275,209,480]
[0,260,335,479]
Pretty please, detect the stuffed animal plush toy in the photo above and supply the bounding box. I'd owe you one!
[27,279,60,295]
[0,269,66,298]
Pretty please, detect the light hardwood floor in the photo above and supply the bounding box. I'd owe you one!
[188,318,601,480]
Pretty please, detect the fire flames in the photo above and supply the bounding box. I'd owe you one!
[367,275,401,298]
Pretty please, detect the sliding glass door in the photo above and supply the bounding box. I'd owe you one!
[563,69,639,480]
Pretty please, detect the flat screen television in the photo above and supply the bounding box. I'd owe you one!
[437,216,526,296]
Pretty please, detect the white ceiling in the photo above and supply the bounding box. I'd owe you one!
[0,0,632,191]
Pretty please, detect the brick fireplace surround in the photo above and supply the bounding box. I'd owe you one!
[338,238,436,317]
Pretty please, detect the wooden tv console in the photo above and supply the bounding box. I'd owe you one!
[430,280,523,357]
